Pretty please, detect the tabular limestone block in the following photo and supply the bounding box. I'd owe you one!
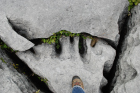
[0,13,34,51]
[0,48,38,93]
[111,4,140,93]
[17,37,115,93]
[0,0,128,41]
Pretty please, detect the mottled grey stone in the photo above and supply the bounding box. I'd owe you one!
[111,4,140,93]
[0,0,128,41]
[0,48,39,93]
[16,37,116,93]
[0,13,34,51]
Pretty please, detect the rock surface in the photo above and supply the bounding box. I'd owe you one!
[0,48,39,93]
[0,13,34,51]
[17,37,116,93]
[0,0,128,41]
[111,4,140,93]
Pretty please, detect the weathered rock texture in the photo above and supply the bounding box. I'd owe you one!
[0,0,128,41]
[17,37,116,93]
[0,13,34,51]
[111,4,140,93]
[0,0,132,93]
[0,48,39,93]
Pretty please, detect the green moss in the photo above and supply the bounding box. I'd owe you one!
[0,58,7,63]
[35,90,40,93]
[128,0,140,11]
[13,64,19,69]
[41,30,94,49]
[34,74,48,85]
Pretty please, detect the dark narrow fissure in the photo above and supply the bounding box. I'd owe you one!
[55,39,62,54]
[29,48,36,54]
[100,38,117,50]
[79,35,86,56]
[4,50,53,93]
[31,39,44,45]
[101,15,130,93]
[70,36,74,43]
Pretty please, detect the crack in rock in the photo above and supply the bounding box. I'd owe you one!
[110,4,140,93]
[0,48,39,93]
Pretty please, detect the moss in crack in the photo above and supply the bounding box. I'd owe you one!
[41,30,80,49]
[10,62,48,85]
[41,30,94,49]
[0,57,20,71]
[38,77,48,85]
[0,39,18,53]
[13,63,19,69]
[0,57,20,70]
[0,57,7,63]
[128,0,140,11]
[35,90,40,93]
[31,74,48,85]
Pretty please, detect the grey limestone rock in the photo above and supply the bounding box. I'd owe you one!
[0,0,128,41]
[0,48,39,93]
[111,4,140,93]
[16,37,116,93]
[0,13,34,51]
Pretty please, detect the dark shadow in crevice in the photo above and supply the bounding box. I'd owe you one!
[55,40,62,54]
[70,36,74,43]
[100,38,117,49]
[80,32,92,37]
[28,48,36,54]
[7,17,30,39]
[79,35,87,57]
[30,39,44,45]
[0,64,4,70]
[5,50,53,93]
[101,13,129,93]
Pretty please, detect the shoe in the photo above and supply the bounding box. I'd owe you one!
[72,76,84,89]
